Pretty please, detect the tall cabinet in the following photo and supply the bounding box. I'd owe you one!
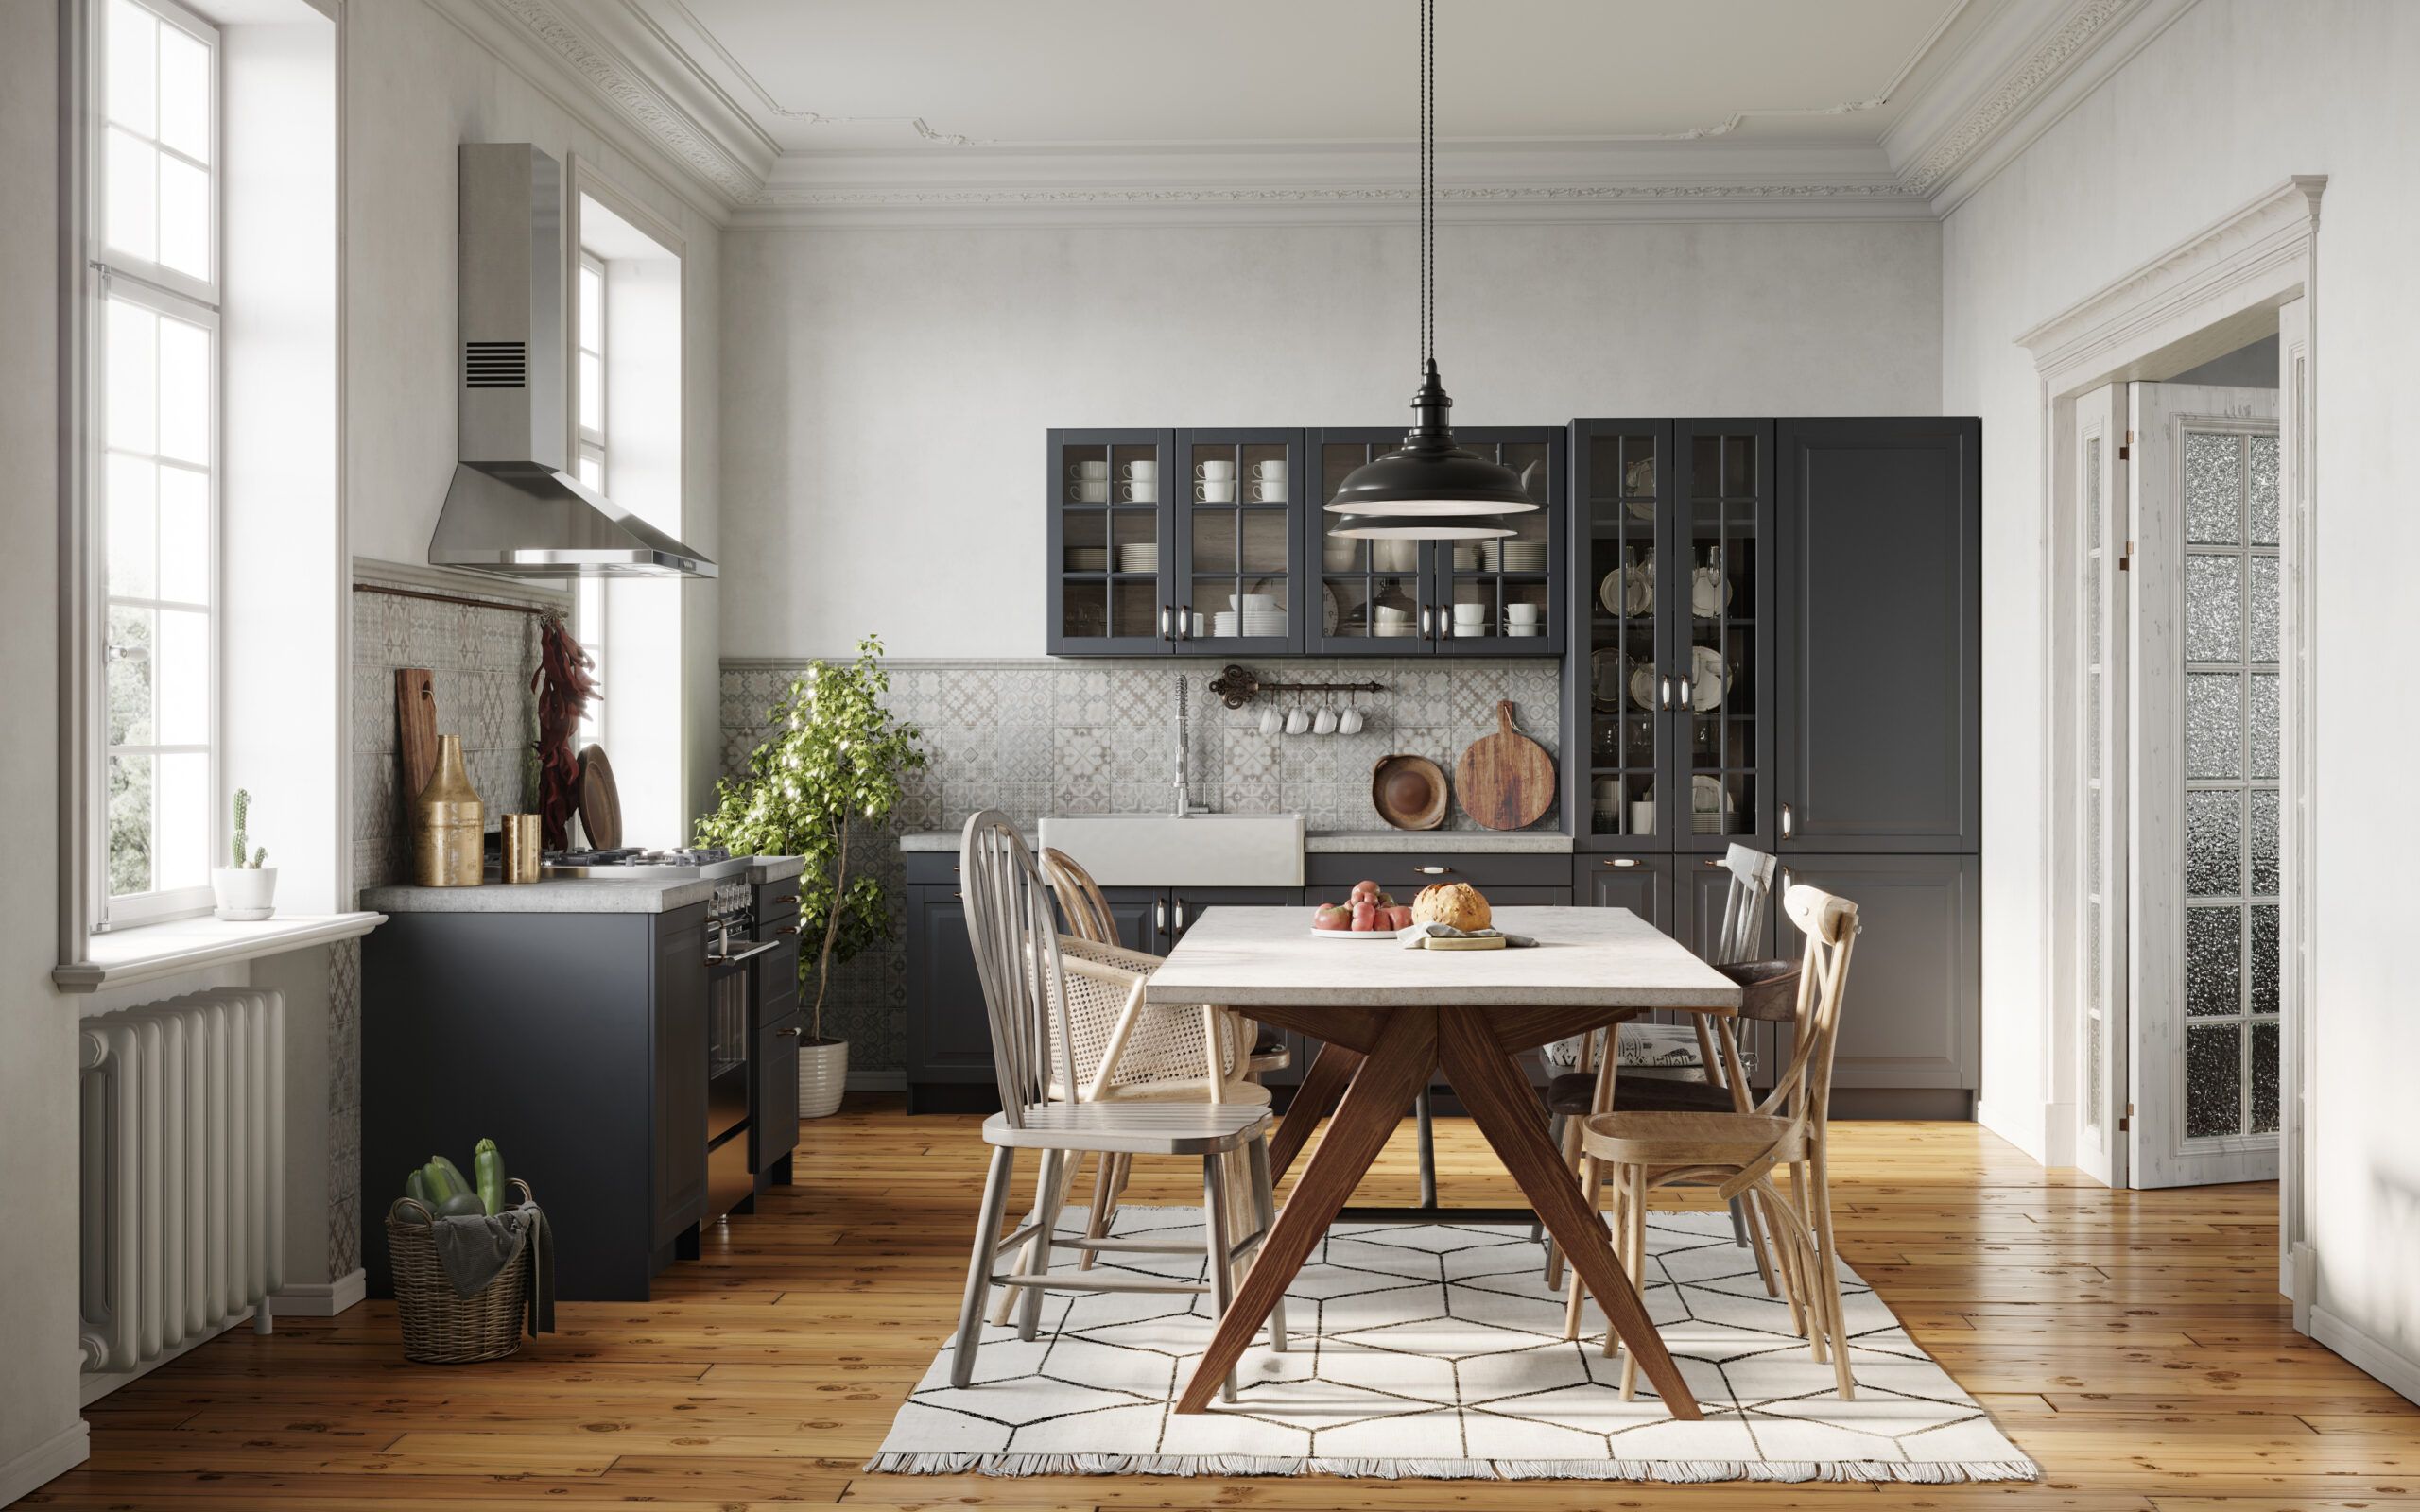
[1565,416,1981,1107]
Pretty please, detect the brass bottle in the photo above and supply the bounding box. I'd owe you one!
[411,733,485,886]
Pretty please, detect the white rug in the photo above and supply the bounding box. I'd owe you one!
[869,1206,2037,1483]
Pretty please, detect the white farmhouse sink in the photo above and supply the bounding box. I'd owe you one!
[1038,813,1305,888]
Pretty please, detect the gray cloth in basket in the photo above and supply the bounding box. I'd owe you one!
[431,1202,555,1335]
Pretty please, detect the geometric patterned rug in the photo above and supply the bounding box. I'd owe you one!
[867,1206,2038,1483]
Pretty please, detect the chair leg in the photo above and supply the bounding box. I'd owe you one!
[1808,1144,1856,1401]
[1414,1087,1438,1209]
[987,1157,1054,1327]
[950,1145,1017,1390]
[1530,1112,1565,1242]
[1542,1110,1586,1287]
[1078,1153,1116,1271]
[1201,1154,1239,1404]
[1617,1164,1647,1400]
[1728,1195,1749,1246]
[1246,1135,1288,1353]
[1015,1150,1071,1343]
[1788,1160,1826,1363]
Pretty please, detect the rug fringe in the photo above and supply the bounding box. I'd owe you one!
[861,1452,2042,1483]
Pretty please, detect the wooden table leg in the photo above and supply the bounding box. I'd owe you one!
[1269,1040,1363,1181]
[1437,1005,1703,1419]
[1175,1008,1436,1414]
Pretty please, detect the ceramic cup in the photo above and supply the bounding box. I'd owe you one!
[1195,459,1237,480]
[1630,799,1656,835]
[1119,477,1158,502]
[1070,459,1109,480]
[1200,478,1237,503]
[1125,459,1156,482]
[1258,705,1282,737]
[1338,705,1364,735]
[1506,603,1541,626]
[1072,478,1109,503]
[1284,705,1311,736]
[1323,536,1359,571]
[1251,459,1287,502]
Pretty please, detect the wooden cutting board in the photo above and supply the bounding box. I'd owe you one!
[1455,700,1556,831]
[395,669,439,802]
[577,743,622,850]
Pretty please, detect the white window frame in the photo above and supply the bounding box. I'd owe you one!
[87,0,223,930]
[574,248,606,743]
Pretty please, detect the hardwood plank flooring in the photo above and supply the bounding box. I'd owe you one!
[25,1099,2419,1511]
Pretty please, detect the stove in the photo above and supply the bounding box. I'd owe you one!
[541,846,754,882]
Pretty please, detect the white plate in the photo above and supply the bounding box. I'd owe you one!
[1691,644,1728,712]
[1067,548,1110,570]
[1691,564,1731,618]
[1630,664,1659,711]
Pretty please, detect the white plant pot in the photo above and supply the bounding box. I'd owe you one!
[211,867,278,921]
[798,1037,848,1119]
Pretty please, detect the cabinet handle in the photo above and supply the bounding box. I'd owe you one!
[776,925,800,936]
[1155,900,1166,932]
[774,893,802,904]
[1412,865,1449,875]
[1702,857,1726,868]
[1659,677,1674,710]
[1780,802,1795,840]
[1173,900,1186,931]
[1605,858,1638,868]
[775,1026,801,1038]
[1161,605,1175,641]
[951,890,962,900]
[1418,605,1433,640]
[1677,676,1693,710]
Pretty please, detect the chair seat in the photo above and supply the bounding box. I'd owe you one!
[1546,1069,1737,1116]
[1579,1109,1806,1170]
[1246,1046,1292,1074]
[1716,958,1804,1022]
[984,1101,1272,1155]
[1047,1077,1272,1108]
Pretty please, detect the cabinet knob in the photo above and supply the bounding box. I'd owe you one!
[1411,865,1450,875]
[1605,858,1638,868]
[776,925,800,936]
[1702,858,1726,868]
[775,1026,801,1038]
[774,893,801,904]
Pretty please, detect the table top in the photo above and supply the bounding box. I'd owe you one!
[1143,906,1741,1010]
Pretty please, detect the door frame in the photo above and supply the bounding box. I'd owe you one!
[2017,179,2321,1280]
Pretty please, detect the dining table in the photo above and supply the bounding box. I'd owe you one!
[1146,904,1741,1418]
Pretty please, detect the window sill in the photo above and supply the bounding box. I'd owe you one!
[55,911,387,994]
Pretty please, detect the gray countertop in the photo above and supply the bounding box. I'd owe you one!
[747,855,805,884]
[361,876,719,914]
[898,827,1568,855]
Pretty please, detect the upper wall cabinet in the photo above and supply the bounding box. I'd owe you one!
[1773,419,1981,851]
[1302,426,1566,658]
[1049,427,1177,655]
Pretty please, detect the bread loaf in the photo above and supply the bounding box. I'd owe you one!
[1410,881,1492,932]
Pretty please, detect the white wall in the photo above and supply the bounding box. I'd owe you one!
[719,217,1942,659]
[1942,0,2420,1387]
[343,0,724,829]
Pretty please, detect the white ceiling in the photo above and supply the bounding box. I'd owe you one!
[636,0,2000,151]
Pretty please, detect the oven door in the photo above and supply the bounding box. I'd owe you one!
[705,938,778,1143]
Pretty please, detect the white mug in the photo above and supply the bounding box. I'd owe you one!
[1630,799,1656,835]
[1195,459,1237,481]
[1069,459,1109,480]
[1453,602,1486,622]
[1201,479,1237,503]
[1284,705,1310,736]
[1071,479,1109,503]
[1125,459,1157,481]
[1312,706,1339,736]
[1119,478,1158,502]
[1258,705,1282,737]
[1338,705,1364,735]
[1253,459,1287,484]
[1250,477,1288,502]
[1506,603,1541,626]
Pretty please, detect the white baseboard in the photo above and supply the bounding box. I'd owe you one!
[274,1267,365,1316]
[0,1418,90,1505]
[2038,1100,2077,1167]
[1974,1097,2050,1164]
[2310,1304,2420,1407]
[78,1305,269,1407]
[847,1069,905,1091]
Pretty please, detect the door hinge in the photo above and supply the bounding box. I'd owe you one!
[2118,429,2134,461]
[2118,539,2134,572]
[2118,1101,2134,1132]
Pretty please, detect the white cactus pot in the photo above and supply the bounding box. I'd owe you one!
[210,867,278,921]
[798,1037,848,1119]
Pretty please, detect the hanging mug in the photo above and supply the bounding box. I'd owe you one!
[1312,704,1339,736]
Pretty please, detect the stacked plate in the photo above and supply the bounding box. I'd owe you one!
[1116,543,1159,574]
[1479,539,1550,572]
[1066,547,1110,571]
[1211,610,1288,638]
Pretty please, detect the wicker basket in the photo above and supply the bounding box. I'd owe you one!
[387,1177,534,1364]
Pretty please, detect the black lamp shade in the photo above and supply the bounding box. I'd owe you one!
[1325,360,1536,533]
[1329,513,1515,541]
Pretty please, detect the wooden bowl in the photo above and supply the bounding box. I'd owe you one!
[1371,754,1449,831]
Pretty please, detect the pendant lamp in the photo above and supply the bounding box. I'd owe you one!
[1328,0,1532,543]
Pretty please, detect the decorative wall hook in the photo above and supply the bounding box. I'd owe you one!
[1207,663,1385,711]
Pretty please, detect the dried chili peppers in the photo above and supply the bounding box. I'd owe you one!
[531,611,598,850]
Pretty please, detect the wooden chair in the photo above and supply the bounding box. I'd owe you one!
[1569,883,1862,1401]
[951,813,1286,1400]
[1542,844,1785,1290]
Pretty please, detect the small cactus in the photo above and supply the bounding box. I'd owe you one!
[231,789,251,868]
[252,846,267,868]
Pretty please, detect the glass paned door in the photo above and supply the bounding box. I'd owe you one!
[1305,431,1430,654]
[1177,430,1296,654]
[1674,422,1770,851]
[2077,385,2130,1188]
[2127,383,2279,1188]
[1049,429,1170,654]
[1577,421,1666,847]
[1437,433,1563,654]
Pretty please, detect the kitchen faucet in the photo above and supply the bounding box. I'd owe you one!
[1172,675,1192,817]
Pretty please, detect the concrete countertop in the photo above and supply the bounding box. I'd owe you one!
[360,876,719,915]
[747,855,805,885]
[899,827,1568,854]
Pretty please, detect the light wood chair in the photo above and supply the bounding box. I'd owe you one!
[1541,844,1784,1290]
[1569,882,1862,1401]
[952,813,1286,1400]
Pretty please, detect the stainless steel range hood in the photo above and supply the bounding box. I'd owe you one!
[428,144,715,580]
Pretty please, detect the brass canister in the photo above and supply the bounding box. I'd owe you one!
[499,813,542,884]
[411,733,485,886]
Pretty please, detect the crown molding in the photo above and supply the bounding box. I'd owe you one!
[458,0,2182,228]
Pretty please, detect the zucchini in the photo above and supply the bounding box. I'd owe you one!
[421,1160,466,1206]
[434,1192,486,1219]
[473,1138,507,1216]
[405,1168,430,1207]
[429,1155,473,1196]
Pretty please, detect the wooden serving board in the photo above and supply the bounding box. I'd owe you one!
[395,668,439,802]
[577,743,622,850]
[1454,700,1555,831]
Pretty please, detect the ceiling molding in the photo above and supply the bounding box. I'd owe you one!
[458,0,2181,227]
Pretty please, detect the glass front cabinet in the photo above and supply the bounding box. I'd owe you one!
[1566,418,1774,854]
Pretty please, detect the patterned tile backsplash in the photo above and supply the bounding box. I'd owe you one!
[352,562,559,887]
[720,656,1563,1079]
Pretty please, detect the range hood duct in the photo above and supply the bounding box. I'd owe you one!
[428,144,714,579]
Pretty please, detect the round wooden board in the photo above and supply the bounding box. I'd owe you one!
[1454,700,1555,830]
[1370,753,1449,830]
[577,743,622,850]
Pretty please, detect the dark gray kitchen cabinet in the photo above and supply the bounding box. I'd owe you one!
[1572,853,1673,929]
[1048,428,1177,655]
[1774,418,1981,852]
[1774,852,1979,1093]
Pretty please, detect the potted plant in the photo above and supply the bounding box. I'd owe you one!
[696,635,925,1117]
[211,788,277,920]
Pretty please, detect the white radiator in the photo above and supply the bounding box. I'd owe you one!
[78,989,285,1376]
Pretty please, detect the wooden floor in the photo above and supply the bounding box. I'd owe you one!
[28,1098,2420,1511]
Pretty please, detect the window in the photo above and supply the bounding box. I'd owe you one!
[92,0,219,926]
[574,250,606,741]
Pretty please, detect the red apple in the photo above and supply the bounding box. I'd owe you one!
[1312,903,1351,931]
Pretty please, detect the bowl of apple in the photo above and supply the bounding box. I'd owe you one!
[1309,880,1415,938]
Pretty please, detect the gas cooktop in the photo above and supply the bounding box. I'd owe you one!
[541,846,753,882]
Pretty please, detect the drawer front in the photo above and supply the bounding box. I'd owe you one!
[1305,851,1569,893]
[905,851,961,888]
[753,879,804,931]
[753,1008,802,1173]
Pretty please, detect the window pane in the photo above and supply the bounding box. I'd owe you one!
[579,263,602,352]
[104,127,159,264]
[156,750,209,891]
[157,20,210,163]
[105,0,158,137]
[108,754,153,896]
[578,351,602,432]
[106,296,158,452]
[575,451,602,490]
[106,453,158,599]
[157,152,210,280]
[156,312,209,463]
[107,606,152,745]
[156,607,209,746]
[156,465,209,604]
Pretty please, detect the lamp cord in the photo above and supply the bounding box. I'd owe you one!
[1420,0,1433,373]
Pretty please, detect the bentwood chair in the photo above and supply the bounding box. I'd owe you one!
[951,813,1284,1400]
[1542,844,1791,1292]
[1572,883,1863,1401]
